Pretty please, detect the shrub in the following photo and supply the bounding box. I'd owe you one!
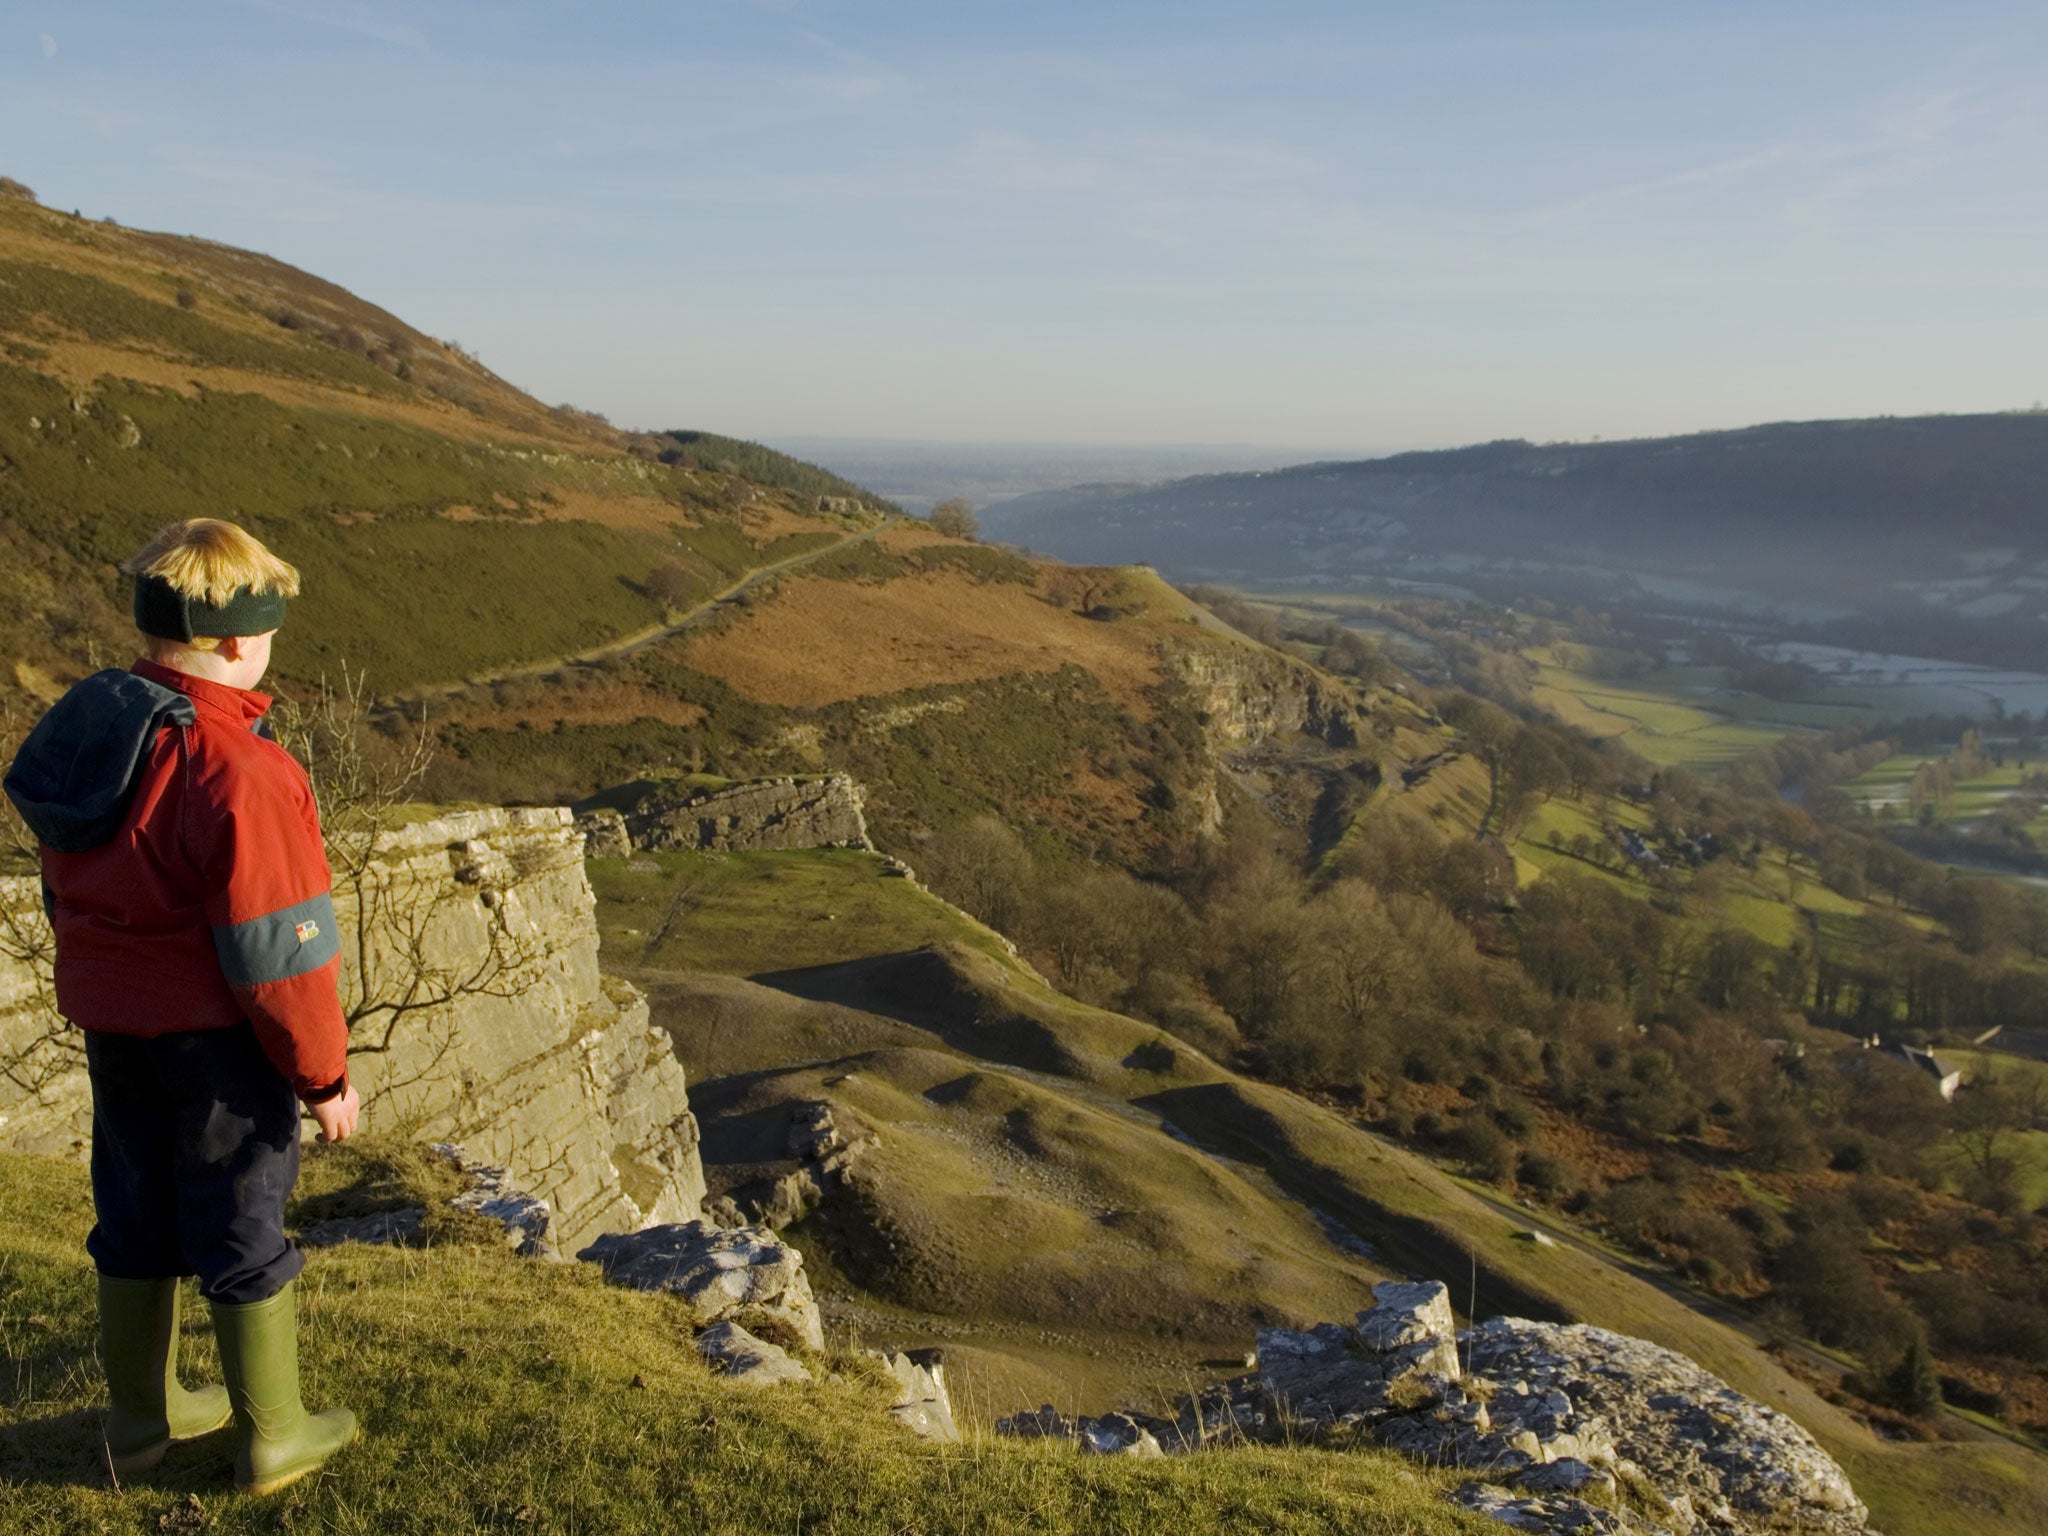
[1450,1112,1517,1182]
[1517,1151,1575,1199]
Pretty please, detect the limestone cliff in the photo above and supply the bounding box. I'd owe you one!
[1161,639,1382,843]
[1167,642,1365,752]
[581,774,871,858]
[0,807,704,1253]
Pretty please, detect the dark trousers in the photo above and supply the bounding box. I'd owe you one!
[84,1021,305,1306]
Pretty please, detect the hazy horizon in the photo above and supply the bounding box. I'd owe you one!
[6,2,2044,446]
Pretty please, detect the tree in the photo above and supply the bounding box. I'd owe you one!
[916,815,1036,938]
[0,703,77,1108]
[929,497,980,540]
[1884,1328,1944,1419]
[645,562,696,610]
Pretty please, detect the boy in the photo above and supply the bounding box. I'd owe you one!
[4,519,359,1494]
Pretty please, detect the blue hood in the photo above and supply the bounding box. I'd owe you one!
[3,670,196,853]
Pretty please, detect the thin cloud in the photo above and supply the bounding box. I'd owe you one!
[240,1,426,51]
[153,143,573,236]
[39,32,56,58]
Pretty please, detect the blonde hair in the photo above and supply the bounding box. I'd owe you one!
[122,519,301,607]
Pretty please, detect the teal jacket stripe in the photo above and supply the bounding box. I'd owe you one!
[211,891,340,987]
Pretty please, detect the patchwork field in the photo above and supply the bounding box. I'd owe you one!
[1844,754,2048,834]
[1528,655,1852,771]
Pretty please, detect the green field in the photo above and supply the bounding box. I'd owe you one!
[1528,655,1855,771]
[588,847,1017,977]
[1844,755,2048,836]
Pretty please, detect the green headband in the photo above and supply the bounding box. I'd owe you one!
[133,573,289,641]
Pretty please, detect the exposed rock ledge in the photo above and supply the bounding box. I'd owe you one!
[1000,1280,1873,1536]
[578,774,871,858]
[0,807,706,1255]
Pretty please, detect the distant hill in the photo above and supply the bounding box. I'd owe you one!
[983,414,2048,664]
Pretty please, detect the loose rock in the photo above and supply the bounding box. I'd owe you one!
[1452,1481,1671,1535]
[994,1405,1168,1456]
[870,1349,960,1443]
[296,1144,551,1256]
[436,1143,553,1258]
[577,1221,825,1351]
[695,1320,813,1388]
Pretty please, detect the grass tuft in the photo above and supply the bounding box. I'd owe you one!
[0,1151,1490,1535]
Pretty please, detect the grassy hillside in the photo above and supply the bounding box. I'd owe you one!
[0,192,889,704]
[427,552,1388,869]
[0,1150,1491,1536]
[0,190,1403,868]
[593,848,2048,1536]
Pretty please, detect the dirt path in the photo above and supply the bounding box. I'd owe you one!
[392,523,891,707]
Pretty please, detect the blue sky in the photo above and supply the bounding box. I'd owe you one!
[4,1,2044,448]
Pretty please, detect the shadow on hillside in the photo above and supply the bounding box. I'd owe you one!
[689,1079,831,1173]
[1131,1081,1572,1328]
[751,946,1085,1078]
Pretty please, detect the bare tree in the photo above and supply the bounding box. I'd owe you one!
[929,497,980,540]
[3,671,573,1138]
[272,668,561,1123]
[0,856,76,1104]
[0,700,81,1110]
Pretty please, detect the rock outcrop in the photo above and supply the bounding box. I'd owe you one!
[1452,1480,1666,1535]
[582,775,871,857]
[872,1349,960,1443]
[696,1320,813,1388]
[297,1143,554,1257]
[577,1220,826,1352]
[1463,1318,1868,1536]
[0,874,84,1154]
[731,1098,880,1230]
[997,1281,1872,1536]
[0,808,706,1254]
[1168,646,1364,751]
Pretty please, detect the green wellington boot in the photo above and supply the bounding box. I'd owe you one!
[210,1280,358,1495]
[98,1275,233,1478]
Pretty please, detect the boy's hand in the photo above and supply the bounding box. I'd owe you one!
[309,1082,361,1143]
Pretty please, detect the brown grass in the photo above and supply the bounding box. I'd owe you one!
[681,568,1162,708]
[876,524,976,554]
[531,485,699,533]
[456,696,708,731]
[1531,1104,1653,1187]
[738,500,834,545]
[23,335,577,449]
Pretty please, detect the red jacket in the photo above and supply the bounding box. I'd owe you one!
[21,661,349,1101]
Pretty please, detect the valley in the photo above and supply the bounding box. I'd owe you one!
[3,185,2047,1536]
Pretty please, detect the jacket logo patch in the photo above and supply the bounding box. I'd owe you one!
[295,919,321,944]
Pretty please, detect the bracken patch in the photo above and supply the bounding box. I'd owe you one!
[681,569,1162,709]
